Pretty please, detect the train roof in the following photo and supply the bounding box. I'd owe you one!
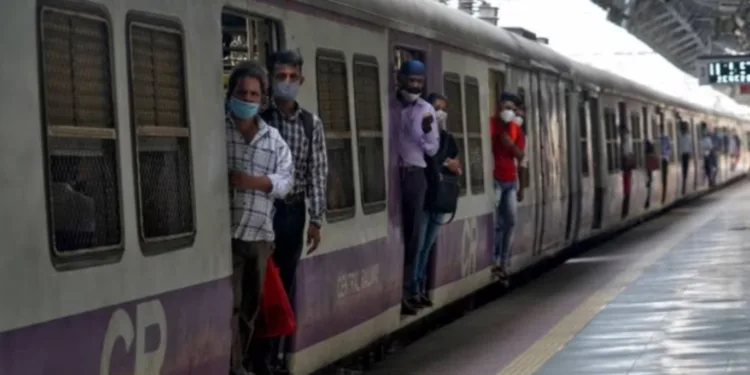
[309,0,747,121]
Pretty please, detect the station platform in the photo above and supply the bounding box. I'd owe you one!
[366,182,750,375]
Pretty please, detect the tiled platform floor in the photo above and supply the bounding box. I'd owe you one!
[366,184,750,375]
[534,188,750,375]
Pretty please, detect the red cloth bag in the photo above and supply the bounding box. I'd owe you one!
[255,258,296,338]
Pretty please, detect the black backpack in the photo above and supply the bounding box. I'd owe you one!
[260,108,315,162]
[424,131,460,225]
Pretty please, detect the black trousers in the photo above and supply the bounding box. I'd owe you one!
[262,197,306,370]
[400,166,427,296]
[660,159,669,203]
[272,198,307,299]
[681,153,690,195]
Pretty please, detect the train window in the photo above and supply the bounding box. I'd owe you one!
[488,70,505,116]
[617,102,627,132]
[630,112,643,168]
[39,6,123,262]
[464,76,484,195]
[443,72,467,195]
[588,96,601,177]
[221,11,281,88]
[603,107,619,173]
[579,92,589,177]
[316,49,355,221]
[128,18,195,253]
[352,54,385,215]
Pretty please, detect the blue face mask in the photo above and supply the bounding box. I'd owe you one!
[228,97,259,120]
[273,81,300,100]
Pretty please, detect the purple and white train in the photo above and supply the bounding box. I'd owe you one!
[1,0,749,374]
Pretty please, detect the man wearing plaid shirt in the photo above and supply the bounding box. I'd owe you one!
[225,61,294,375]
[259,50,329,372]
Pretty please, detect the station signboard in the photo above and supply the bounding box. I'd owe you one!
[696,55,750,86]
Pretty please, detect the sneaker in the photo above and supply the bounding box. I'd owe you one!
[418,293,433,307]
[491,265,508,279]
[401,298,418,315]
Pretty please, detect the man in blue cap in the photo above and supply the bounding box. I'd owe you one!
[393,59,439,315]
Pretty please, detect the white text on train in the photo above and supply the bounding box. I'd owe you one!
[337,264,380,299]
[100,300,167,375]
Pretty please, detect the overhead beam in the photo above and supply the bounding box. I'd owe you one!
[648,24,691,47]
[621,0,653,27]
[657,0,707,50]
[636,18,681,42]
[630,10,674,34]
[665,33,701,55]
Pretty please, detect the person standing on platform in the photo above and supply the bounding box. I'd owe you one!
[394,60,439,315]
[412,92,462,308]
[491,92,526,280]
[258,50,329,373]
[225,61,294,375]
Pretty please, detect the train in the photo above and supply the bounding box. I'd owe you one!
[1,0,749,374]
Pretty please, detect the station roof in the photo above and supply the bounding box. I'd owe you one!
[592,0,748,78]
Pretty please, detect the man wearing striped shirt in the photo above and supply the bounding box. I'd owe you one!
[225,61,294,375]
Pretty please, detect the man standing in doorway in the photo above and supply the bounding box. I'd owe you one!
[225,61,295,375]
[395,60,439,315]
[491,92,525,280]
[259,50,329,372]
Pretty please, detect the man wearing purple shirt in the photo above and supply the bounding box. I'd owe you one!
[393,60,439,315]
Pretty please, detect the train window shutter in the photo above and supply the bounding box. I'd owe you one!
[128,19,196,253]
[39,6,123,264]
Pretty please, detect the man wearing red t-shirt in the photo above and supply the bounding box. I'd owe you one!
[490,93,526,278]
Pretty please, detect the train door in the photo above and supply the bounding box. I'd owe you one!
[563,85,580,244]
[628,107,645,218]
[690,117,699,191]
[505,66,538,266]
[539,73,564,253]
[531,71,546,256]
[641,105,653,209]
[617,101,630,219]
[576,90,593,238]
[589,94,605,230]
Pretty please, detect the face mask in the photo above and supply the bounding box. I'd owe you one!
[228,97,259,120]
[273,81,300,100]
[500,109,515,123]
[401,90,420,103]
[436,110,448,130]
[514,116,524,126]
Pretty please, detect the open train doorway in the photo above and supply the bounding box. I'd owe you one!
[389,45,435,317]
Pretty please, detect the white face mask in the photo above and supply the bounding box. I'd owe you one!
[500,109,515,123]
[401,90,420,103]
[435,110,448,130]
[514,116,524,126]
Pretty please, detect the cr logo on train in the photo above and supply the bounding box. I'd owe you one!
[100,300,167,375]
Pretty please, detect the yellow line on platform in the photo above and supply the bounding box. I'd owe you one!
[495,205,721,375]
